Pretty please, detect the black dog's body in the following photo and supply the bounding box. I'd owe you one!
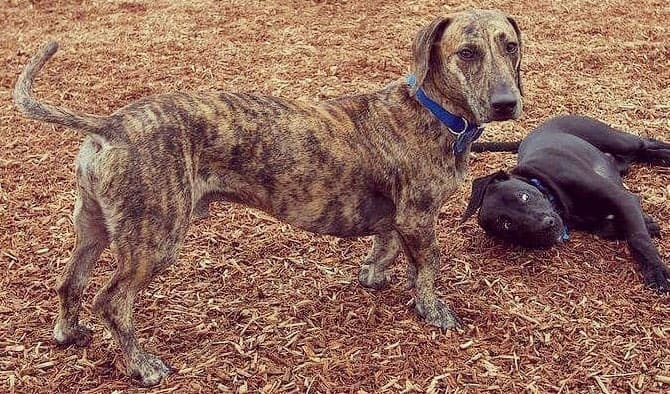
[464,115,670,291]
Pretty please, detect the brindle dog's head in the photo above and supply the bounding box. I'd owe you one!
[411,9,523,124]
[462,171,565,248]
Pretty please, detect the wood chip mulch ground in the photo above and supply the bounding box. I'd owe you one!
[1,0,669,392]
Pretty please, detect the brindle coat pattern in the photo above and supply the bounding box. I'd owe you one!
[14,9,522,386]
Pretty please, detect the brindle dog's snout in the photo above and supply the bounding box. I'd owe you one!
[490,85,519,120]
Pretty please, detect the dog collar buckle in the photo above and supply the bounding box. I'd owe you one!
[453,125,485,155]
[449,118,469,135]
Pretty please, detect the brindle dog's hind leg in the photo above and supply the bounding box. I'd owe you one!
[54,190,109,347]
[358,232,401,290]
[93,243,178,386]
[92,210,187,386]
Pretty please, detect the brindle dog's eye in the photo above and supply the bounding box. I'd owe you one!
[505,42,519,54]
[458,47,476,60]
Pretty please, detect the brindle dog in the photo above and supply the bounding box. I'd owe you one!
[14,10,523,386]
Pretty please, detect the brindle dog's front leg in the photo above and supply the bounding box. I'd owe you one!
[359,232,402,290]
[395,212,462,330]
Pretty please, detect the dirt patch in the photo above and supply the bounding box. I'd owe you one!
[1,0,669,392]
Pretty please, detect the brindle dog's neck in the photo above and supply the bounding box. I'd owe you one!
[381,78,474,159]
[422,87,474,126]
[323,78,471,160]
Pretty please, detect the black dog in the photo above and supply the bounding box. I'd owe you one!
[462,115,670,292]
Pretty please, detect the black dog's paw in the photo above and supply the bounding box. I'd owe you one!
[644,215,661,238]
[642,264,670,293]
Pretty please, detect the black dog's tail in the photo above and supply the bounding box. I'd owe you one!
[471,141,521,153]
[13,41,117,143]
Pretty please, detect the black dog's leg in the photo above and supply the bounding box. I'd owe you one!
[643,213,662,238]
[594,212,661,240]
[594,218,622,240]
[542,116,670,166]
[573,172,669,291]
[612,192,670,291]
[637,138,670,167]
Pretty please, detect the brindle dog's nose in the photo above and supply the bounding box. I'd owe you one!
[491,91,518,119]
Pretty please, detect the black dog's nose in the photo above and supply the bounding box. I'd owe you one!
[491,92,518,117]
[541,216,555,228]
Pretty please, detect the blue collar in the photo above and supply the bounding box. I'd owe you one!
[528,178,555,204]
[407,74,485,154]
[528,178,570,242]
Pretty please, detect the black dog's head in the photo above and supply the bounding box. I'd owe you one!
[462,170,565,248]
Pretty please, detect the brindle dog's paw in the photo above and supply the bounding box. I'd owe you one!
[130,353,172,387]
[358,263,392,290]
[643,264,670,293]
[53,323,93,347]
[414,298,463,330]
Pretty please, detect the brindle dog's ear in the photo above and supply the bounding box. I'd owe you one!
[411,16,451,95]
[506,16,523,96]
[461,170,510,222]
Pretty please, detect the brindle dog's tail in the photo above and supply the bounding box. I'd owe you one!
[14,41,116,143]
[471,141,521,153]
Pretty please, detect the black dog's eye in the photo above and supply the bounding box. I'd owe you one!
[505,42,519,54]
[458,47,477,60]
[498,216,512,231]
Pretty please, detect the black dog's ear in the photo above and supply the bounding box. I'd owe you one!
[411,16,451,95]
[506,16,523,96]
[461,170,509,223]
